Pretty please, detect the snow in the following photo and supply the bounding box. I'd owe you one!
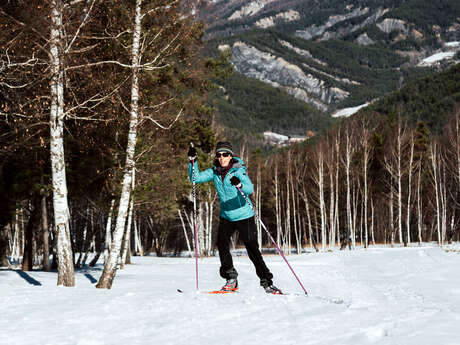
[2,245,460,345]
[418,52,456,66]
[332,103,369,117]
[263,131,289,145]
[445,41,460,47]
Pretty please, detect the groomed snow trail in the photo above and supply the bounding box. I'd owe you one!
[1,245,460,345]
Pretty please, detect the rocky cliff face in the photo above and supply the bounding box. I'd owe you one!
[201,0,460,120]
[228,41,349,111]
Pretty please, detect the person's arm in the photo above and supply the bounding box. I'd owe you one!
[231,170,254,195]
[187,144,213,184]
[189,160,213,184]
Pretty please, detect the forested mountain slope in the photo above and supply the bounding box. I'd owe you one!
[199,0,460,145]
[364,63,460,132]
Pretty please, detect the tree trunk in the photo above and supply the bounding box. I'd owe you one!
[345,131,353,249]
[0,224,9,267]
[41,194,51,272]
[97,0,142,289]
[430,142,442,245]
[22,197,41,271]
[178,209,192,254]
[120,197,133,269]
[406,135,415,246]
[50,0,75,286]
[104,200,115,262]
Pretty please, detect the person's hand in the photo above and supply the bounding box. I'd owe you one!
[188,145,197,161]
[230,176,242,188]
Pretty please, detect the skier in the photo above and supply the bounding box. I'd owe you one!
[188,141,282,294]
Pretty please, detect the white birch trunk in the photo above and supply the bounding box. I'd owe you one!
[204,200,210,255]
[441,166,447,244]
[430,142,442,245]
[184,210,196,252]
[104,199,115,262]
[134,216,143,256]
[352,184,358,247]
[50,0,74,286]
[303,196,314,249]
[363,127,370,248]
[97,0,142,288]
[12,210,20,262]
[371,198,375,245]
[329,167,336,248]
[406,135,415,245]
[390,185,394,245]
[256,165,262,248]
[318,151,326,251]
[120,198,133,269]
[178,209,192,254]
[275,164,281,248]
[345,131,353,249]
[41,194,51,271]
[397,121,403,245]
[121,168,136,268]
[198,202,205,255]
[335,132,340,247]
[417,165,423,245]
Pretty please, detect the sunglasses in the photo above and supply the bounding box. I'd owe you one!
[216,152,231,158]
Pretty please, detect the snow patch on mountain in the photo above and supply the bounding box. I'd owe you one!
[418,52,456,66]
[332,103,369,117]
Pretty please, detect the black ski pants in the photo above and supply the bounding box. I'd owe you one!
[217,216,273,286]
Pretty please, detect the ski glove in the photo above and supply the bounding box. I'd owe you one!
[230,176,242,188]
[188,145,197,161]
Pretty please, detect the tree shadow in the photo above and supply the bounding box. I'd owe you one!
[76,266,102,284]
[83,273,98,284]
[15,270,42,286]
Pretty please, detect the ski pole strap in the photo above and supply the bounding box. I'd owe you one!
[236,186,308,295]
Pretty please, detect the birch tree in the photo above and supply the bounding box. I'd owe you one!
[97,0,143,288]
[342,126,356,248]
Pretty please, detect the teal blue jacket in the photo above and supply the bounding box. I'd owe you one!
[188,157,254,221]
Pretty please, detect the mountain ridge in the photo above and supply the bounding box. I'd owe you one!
[199,0,460,145]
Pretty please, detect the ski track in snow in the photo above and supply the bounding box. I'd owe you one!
[1,245,460,345]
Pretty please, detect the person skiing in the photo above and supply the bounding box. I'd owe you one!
[188,141,282,294]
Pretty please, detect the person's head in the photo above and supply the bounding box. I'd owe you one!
[215,141,233,167]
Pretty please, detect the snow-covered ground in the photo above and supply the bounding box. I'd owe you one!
[2,244,460,345]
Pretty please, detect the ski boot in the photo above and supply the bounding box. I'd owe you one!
[264,284,283,295]
[221,278,238,292]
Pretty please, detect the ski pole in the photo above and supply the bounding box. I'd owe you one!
[236,186,308,295]
[190,142,199,292]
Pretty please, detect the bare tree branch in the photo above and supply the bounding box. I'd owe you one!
[142,107,183,129]
[141,0,180,20]
[65,0,97,53]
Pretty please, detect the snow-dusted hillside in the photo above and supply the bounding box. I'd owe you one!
[2,245,460,345]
